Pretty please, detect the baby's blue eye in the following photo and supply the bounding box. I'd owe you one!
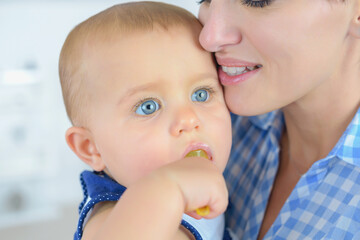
[192,89,209,102]
[135,99,160,115]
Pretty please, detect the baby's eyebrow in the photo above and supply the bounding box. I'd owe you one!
[191,73,218,82]
[118,82,160,104]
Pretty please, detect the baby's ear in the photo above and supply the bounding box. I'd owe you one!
[65,127,105,171]
[349,4,360,38]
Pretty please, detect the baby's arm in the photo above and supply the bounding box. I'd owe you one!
[81,157,228,240]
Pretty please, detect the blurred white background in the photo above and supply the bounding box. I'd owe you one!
[0,0,199,239]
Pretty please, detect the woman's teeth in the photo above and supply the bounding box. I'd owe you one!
[221,65,261,76]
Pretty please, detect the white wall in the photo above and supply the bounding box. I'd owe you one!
[0,1,200,239]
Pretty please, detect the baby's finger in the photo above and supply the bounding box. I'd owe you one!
[186,211,202,220]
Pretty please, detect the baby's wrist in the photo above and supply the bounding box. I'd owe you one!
[146,169,187,213]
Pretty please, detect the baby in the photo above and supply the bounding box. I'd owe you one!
[58,2,232,239]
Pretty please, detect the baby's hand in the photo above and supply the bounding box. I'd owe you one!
[86,157,228,240]
[152,156,228,220]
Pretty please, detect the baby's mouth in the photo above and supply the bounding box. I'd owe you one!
[221,65,262,76]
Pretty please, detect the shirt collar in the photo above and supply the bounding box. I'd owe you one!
[245,107,360,167]
[329,107,360,167]
[249,110,284,131]
[247,110,284,131]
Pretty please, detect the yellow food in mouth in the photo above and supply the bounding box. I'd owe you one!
[185,149,209,159]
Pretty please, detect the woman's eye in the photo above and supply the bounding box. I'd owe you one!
[241,0,271,8]
[192,89,210,102]
[135,99,160,115]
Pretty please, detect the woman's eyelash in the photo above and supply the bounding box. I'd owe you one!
[241,0,271,8]
[197,0,208,4]
[198,0,272,8]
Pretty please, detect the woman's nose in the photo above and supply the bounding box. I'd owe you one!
[169,107,201,137]
[198,3,242,52]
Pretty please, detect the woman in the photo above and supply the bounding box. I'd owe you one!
[197,0,360,239]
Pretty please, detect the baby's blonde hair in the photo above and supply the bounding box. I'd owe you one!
[59,1,201,126]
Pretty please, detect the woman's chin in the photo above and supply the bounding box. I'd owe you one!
[225,98,277,116]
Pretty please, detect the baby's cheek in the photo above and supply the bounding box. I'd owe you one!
[134,153,167,178]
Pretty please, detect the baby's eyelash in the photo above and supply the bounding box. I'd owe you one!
[197,86,215,94]
[194,86,217,98]
[132,97,161,111]
[241,0,272,8]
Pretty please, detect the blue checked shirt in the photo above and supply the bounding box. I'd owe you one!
[224,107,360,239]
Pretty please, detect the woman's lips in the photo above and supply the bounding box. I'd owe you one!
[216,57,262,86]
[218,65,261,86]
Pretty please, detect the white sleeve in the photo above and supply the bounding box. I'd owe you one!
[182,213,225,240]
